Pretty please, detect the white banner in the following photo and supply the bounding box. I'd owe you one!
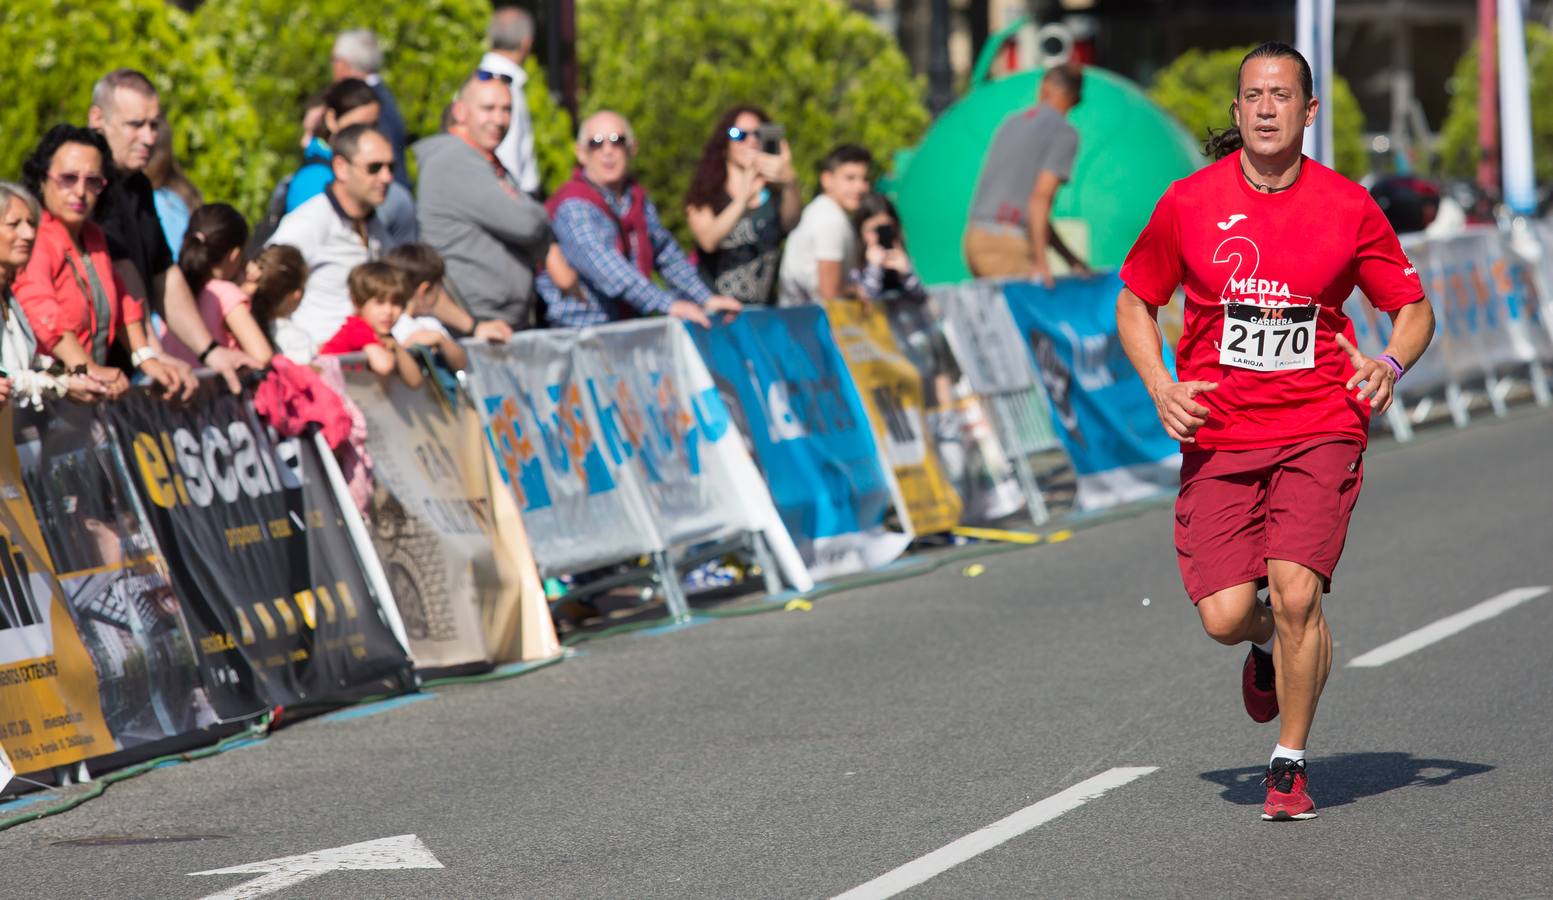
[466,322,811,592]
[933,281,1039,395]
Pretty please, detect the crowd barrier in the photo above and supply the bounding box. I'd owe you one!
[12,237,1546,788]
[1348,223,1553,434]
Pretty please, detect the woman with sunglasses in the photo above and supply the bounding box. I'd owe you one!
[684,106,801,305]
[0,181,111,408]
[12,125,173,401]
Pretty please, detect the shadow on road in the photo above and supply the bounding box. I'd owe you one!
[1200,752,1495,810]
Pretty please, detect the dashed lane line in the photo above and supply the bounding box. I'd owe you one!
[1347,586,1551,668]
[830,766,1158,900]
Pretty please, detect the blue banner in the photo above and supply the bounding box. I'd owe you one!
[1002,274,1181,509]
[689,309,906,578]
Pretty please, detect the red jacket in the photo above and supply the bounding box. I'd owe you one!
[12,213,143,355]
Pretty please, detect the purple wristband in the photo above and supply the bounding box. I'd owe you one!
[1379,354,1404,381]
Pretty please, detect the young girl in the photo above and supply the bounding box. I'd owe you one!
[241,245,308,365]
[161,203,262,367]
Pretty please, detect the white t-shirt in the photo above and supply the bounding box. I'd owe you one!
[778,194,859,306]
[272,317,316,365]
[391,314,449,344]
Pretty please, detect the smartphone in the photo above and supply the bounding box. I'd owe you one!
[756,123,785,156]
[876,223,898,250]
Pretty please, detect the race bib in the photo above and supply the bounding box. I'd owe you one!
[1219,303,1316,371]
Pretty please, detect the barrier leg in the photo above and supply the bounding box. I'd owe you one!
[1384,403,1414,442]
[654,551,692,623]
[1487,374,1510,417]
[1446,382,1471,428]
[1529,361,1552,407]
[748,531,784,596]
[985,393,1051,527]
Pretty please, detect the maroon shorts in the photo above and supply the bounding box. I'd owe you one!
[1174,437,1364,604]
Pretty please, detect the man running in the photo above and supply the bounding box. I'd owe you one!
[1116,42,1435,821]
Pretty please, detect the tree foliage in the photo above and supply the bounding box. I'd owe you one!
[576,0,930,241]
[1438,26,1553,185]
[1147,45,1368,179]
[0,0,267,216]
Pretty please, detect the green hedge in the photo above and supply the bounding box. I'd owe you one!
[0,0,267,217]
[1438,26,1553,185]
[576,0,929,241]
[1148,45,1367,180]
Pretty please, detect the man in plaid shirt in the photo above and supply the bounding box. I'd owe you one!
[538,110,742,328]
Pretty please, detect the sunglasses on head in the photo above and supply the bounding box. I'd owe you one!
[587,133,629,150]
[474,69,514,85]
[50,172,108,193]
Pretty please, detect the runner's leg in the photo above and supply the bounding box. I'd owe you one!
[1196,582,1272,646]
[1266,558,1332,750]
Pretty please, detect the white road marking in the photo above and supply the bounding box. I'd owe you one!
[830,767,1158,900]
[1348,586,1551,668]
[190,834,443,899]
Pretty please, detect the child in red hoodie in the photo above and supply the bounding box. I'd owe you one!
[319,260,422,386]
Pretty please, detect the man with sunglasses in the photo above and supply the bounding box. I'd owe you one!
[414,71,551,330]
[539,111,742,329]
[268,125,395,356]
[478,4,541,198]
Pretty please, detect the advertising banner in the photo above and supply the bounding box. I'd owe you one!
[341,365,534,672]
[1002,275,1182,510]
[104,383,412,712]
[933,281,1039,394]
[465,333,663,576]
[825,298,962,535]
[0,405,116,774]
[689,308,909,579]
[586,320,811,590]
[15,402,220,752]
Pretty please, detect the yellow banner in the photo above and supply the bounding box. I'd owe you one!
[826,299,963,535]
[0,406,114,774]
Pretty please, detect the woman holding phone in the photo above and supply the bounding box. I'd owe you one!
[685,105,802,305]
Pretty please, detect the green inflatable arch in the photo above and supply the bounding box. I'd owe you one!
[890,65,1204,285]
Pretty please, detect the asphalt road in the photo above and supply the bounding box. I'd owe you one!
[2,408,1550,900]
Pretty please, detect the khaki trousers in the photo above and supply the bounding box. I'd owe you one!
[964,225,1034,278]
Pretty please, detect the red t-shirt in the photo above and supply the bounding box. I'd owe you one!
[1120,151,1423,451]
[318,315,380,356]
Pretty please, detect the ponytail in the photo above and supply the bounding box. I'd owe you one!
[178,203,250,295]
[245,244,308,339]
[1205,125,1244,161]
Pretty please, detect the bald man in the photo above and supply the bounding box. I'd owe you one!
[537,110,741,328]
[413,72,551,328]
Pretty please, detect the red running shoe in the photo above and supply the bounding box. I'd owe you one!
[1262,757,1318,821]
[1242,646,1278,722]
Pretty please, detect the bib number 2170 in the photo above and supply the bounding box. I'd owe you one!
[1219,303,1316,372]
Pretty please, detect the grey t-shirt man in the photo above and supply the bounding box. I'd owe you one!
[967,104,1079,229]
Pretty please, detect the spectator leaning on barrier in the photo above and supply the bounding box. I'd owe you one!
[145,118,202,262]
[319,260,422,386]
[539,111,743,328]
[383,242,470,371]
[284,78,419,249]
[777,143,871,306]
[332,29,411,190]
[963,63,1090,286]
[159,204,279,373]
[88,68,254,395]
[479,4,542,197]
[685,105,802,306]
[414,71,551,330]
[239,245,309,366]
[0,181,109,407]
[13,126,176,402]
[267,124,394,360]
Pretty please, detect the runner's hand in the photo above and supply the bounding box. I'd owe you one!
[1335,333,1396,413]
[1149,379,1217,442]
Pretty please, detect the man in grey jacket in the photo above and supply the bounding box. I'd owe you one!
[413,72,551,328]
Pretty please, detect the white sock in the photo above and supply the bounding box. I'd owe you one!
[1271,743,1305,765]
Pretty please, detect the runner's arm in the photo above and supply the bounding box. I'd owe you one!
[1381,298,1435,370]
[1117,287,1215,442]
